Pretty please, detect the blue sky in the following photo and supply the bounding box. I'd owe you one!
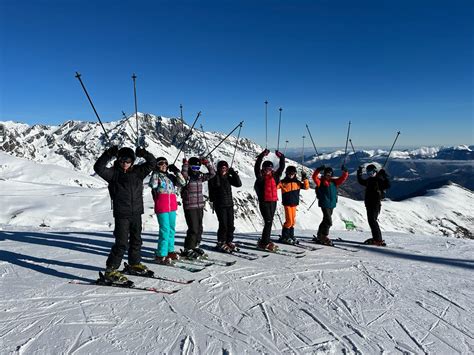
[0,0,472,148]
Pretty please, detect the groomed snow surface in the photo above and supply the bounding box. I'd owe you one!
[1,227,473,354]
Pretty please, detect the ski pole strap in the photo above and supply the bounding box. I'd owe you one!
[277,108,282,151]
[342,121,351,165]
[230,123,243,167]
[172,111,202,165]
[306,124,320,159]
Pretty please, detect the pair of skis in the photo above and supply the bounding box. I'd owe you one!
[236,241,307,258]
[200,243,269,261]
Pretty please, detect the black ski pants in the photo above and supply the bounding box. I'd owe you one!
[317,207,333,237]
[215,205,235,244]
[106,215,142,269]
[259,201,277,244]
[366,203,382,241]
[184,208,204,250]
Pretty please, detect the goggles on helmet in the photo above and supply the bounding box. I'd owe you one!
[191,165,201,171]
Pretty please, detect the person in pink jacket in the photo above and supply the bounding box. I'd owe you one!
[148,157,186,264]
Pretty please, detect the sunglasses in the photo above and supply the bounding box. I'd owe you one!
[119,158,133,164]
[157,161,168,166]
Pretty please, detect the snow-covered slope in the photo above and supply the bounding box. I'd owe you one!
[1,151,472,238]
[1,227,473,354]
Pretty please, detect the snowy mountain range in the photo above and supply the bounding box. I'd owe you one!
[0,115,472,239]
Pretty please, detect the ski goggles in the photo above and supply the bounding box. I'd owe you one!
[119,157,133,164]
[190,165,201,171]
[367,169,377,176]
[157,160,168,166]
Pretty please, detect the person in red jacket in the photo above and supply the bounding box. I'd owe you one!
[312,165,349,245]
[254,149,285,251]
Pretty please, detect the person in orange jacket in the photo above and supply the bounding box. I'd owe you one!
[277,166,310,244]
[312,165,349,245]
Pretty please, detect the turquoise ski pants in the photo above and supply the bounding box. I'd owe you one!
[156,211,177,257]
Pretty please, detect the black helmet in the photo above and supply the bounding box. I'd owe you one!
[366,164,377,173]
[117,147,135,161]
[188,157,201,167]
[323,166,333,175]
[217,160,229,169]
[262,160,274,169]
[285,166,297,175]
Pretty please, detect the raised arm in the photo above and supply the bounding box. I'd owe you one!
[93,146,118,182]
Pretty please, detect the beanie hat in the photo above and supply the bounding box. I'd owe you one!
[217,160,229,169]
[117,147,135,161]
[285,166,297,175]
[262,160,274,169]
[188,157,201,167]
[366,164,378,173]
[323,166,334,175]
[156,157,168,164]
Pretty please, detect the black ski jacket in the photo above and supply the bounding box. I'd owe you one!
[357,169,391,206]
[94,150,156,218]
[208,170,242,207]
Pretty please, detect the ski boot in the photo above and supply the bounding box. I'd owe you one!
[313,234,334,246]
[167,251,180,261]
[193,247,208,259]
[181,248,200,260]
[216,242,232,253]
[103,268,129,285]
[257,240,279,252]
[126,263,154,276]
[226,242,239,252]
[364,238,386,247]
[289,227,299,244]
[154,255,174,265]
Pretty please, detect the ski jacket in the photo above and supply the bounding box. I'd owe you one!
[94,149,156,218]
[181,161,216,210]
[277,176,310,206]
[357,169,391,206]
[254,153,285,203]
[208,169,242,207]
[148,170,186,213]
[312,169,349,209]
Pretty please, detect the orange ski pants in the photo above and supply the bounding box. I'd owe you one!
[283,205,297,228]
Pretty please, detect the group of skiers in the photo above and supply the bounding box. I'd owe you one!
[93,145,391,284]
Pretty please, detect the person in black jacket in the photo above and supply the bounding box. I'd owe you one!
[357,164,391,246]
[254,149,285,251]
[208,160,242,252]
[94,145,156,283]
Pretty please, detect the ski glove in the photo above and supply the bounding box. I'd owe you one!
[318,165,326,171]
[301,171,307,180]
[135,147,147,157]
[229,167,238,175]
[107,145,119,157]
[168,164,180,174]
[275,150,284,158]
[262,149,270,156]
[201,158,209,165]
[341,165,348,172]
[182,158,188,164]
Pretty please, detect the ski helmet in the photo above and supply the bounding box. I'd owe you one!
[217,160,229,170]
[285,166,297,175]
[117,147,135,161]
[262,160,274,169]
[188,157,201,167]
[366,164,377,173]
[323,166,333,175]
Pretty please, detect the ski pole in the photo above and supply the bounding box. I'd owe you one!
[277,107,282,151]
[132,73,139,147]
[342,120,351,165]
[305,124,320,159]
[121,111,138,138]
[230,122,243,168]
[382,131,401,168]
[349,138,361,165]
[301,135,306,166]
[206,121,244,159]
[74,72,110,144]
[264,100,268,149]
[172,111,202,165]
[283,140,289,155]
[200,124,211,159]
